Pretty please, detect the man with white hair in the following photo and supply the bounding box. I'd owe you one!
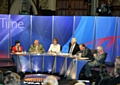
[85,46,106,77]
[43,82,54,85]
[74,82,85,85]
[4,72,20,85]
[68,38,80,55]
[43,76,58,85]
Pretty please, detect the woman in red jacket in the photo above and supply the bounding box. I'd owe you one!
[12,40,23,54]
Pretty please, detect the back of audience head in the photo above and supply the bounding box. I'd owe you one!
[74,82,85,85]
[100,64,109,77]
[43,76,58,85]
[115,56,120,67]
[100,64,107,73]
[4,72,20,85]
[68,79,78,85]
[43,82,54,85]
[114,66,120,77]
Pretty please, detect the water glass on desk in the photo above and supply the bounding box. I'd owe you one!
[69,53,72,57]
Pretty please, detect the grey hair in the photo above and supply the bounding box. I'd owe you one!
[74,82,85,85]
[43,82,54,85]
[43,76,58,85]
[4,72,20,85]
[97,46,104,51]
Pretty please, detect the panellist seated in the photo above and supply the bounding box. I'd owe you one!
[29,40,45,54]
[84,46,106,77]
[68,38,80,55]
[48,38,61,54]
[12,40,23,54]
[76,43,93,60]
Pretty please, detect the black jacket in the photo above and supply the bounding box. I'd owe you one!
[109,76,120,85]
[68,43,80,55]
[77,47,93,60]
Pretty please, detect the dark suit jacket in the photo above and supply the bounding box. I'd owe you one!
[109,76,120,85]
[77,47,93,60]
[68,43,80,55]
[93,53,106,66]
[95,74,111,85]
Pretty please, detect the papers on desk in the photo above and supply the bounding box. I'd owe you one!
[14,52,26,55]
[30,52,40,55]
[58,53,69,56]
[47,52,57,56]
[78,57,89,60]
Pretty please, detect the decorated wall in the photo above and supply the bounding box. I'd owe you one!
[0,14,120,63]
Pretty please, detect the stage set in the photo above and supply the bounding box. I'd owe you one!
[0,14,120,84]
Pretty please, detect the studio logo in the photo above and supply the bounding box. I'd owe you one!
[0,18,24,29]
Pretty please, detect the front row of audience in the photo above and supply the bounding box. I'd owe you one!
[2,72,86,85]
[95,56,120,85]
[2,61,120,85]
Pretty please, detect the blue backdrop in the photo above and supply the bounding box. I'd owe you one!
[0,15,120,63]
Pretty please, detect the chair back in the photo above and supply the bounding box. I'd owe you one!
[10,46,14,53]
[103,53,107,64]
[98,75,111,85]
[91,49,97,55]
[60,46,62,51]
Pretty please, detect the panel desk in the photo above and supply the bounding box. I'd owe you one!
[13,53,88,79]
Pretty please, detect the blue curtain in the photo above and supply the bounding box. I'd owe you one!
[32,16,52,51]
[0,14,9,58]
[0,14,120,63]
[10,15,30,52]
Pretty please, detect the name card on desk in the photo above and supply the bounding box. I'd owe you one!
[12,52,27,55]
[47,52,57,56]
[78,57,89,60]
[58,53,69,56]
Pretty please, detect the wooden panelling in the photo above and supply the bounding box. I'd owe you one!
[56,0,90,16]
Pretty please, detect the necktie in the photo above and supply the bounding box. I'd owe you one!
[17,46,19,52]
[69,45,73,53]
[35,46,38,50]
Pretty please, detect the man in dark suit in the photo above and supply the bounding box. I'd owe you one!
[109,66,120,85]
[85,46,106,77]
[68,38,80,55]
[77,43,93,60]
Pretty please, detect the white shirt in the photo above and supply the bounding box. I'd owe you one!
[69,44,76,53]
[48,44,60,53]
[35,45,38,50]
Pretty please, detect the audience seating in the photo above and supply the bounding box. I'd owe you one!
[91,52,108,77]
